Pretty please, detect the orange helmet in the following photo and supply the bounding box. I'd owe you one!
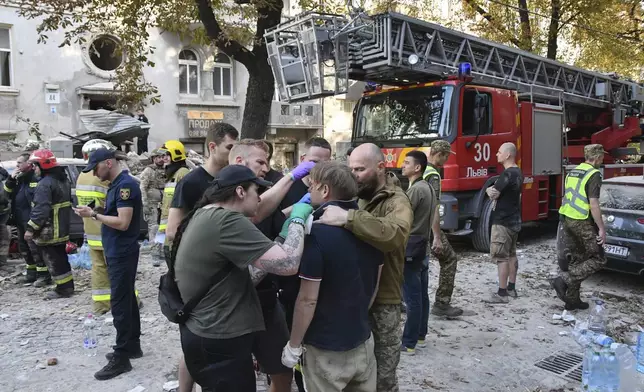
[28,149,58,170]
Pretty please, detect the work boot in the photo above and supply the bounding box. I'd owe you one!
[565,301,590,311]
[17,273,37,284]
[105,349,143,361]
[431,303,464,317]
[94,356,133,380]
[507,289,518,298]
[33,277,53,288]
[44,288,74,300]
[549,277,568,302]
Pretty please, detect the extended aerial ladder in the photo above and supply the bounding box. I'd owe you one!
[265,10,644,112]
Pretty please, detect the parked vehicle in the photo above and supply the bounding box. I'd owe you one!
[600,176,644,275]
[1,158,148,247]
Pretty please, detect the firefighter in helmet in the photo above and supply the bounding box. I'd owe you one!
[24,149,74,299]
[157,140,190,266]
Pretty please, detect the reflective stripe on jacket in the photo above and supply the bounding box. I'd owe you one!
[76,171,110,250]
[559,162,599,220]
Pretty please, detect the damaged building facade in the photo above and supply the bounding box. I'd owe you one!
[0,4,323,170]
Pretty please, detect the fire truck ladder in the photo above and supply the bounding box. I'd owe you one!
[264,11,644,109]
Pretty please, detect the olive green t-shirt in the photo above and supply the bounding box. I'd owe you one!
[174,206,274,339]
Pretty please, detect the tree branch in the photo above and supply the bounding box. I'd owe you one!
[517,0,533,51]
[195,0,254,67]
[463,0,522,48]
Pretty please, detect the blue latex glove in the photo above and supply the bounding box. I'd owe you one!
[298,193,311,204]
[290,161,315,181]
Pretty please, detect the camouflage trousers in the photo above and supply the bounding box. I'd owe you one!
[369,304,401,392]
[431,230,457,306]
[557,218,606,302]
[143,204,162,255]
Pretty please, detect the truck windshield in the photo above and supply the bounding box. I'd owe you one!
[354,86,453,142]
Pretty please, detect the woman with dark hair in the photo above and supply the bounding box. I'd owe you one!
[172,164,313,392]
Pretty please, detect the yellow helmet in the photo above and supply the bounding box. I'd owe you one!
[159,140,186,162]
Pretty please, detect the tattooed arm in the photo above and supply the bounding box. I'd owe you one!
[248,222,306,285]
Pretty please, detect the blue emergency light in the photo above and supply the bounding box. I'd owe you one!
[458,62,472,80]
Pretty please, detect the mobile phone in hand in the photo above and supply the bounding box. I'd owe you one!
[87,200,96,209]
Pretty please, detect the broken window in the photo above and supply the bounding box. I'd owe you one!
[0,28,11,86]
[179,49,199,95]
[213,53,233,97]
[89,35,123,72]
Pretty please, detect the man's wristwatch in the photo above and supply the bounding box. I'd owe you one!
[91,211,98,221]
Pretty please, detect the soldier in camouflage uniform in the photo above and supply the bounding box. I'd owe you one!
[551,144,607,310]
[139,149,166,262]
[423,140,463,317]
[0,185,9,266]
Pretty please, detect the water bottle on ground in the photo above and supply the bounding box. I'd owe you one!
[614,343,638,391]
[603,348,620,392]
[588,299,607,334]
[83,313,98,356]
[79,239,91,270]
[637,332,644,374]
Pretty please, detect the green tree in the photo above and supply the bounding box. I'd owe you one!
[14,0,283,139]
[457,0,644,78]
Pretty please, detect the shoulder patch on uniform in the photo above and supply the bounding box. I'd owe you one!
[120,188,131,200]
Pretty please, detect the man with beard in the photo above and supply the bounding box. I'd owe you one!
[74,149,143,380]
[229,139,315,392]
[317,143,413,392]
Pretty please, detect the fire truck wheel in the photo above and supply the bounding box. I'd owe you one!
[472,197,494,252]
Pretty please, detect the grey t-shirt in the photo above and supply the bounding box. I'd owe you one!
[174,206,274,339]
[406,178,435,239]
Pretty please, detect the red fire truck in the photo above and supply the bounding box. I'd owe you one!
[265,10,644,251]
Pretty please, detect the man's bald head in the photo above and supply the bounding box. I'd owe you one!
[496,142,517,166]
[349,143,387,200]
[351,143,385,165]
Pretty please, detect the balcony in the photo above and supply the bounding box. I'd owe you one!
[268,101,323,129]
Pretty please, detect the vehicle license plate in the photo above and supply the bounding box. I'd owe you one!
[603,244,629,258]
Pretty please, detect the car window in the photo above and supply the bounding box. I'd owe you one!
[600,183,644,210]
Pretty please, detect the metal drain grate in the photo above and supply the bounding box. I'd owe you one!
[534,351,583,382]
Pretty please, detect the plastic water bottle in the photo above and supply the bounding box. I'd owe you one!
[588,299,607,334]
[586,348,603,391]
[593,333,615,347]
[79,240,91,270]
[603,348,620,392]
[637,332,644,374]
[83,313,98,356]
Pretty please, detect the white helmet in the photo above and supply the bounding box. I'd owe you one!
[82,139,116,160]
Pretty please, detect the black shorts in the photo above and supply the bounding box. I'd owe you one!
[253,302,291,375]
[180,325,256,392]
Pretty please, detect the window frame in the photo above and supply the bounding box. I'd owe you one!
[0,26,13,88]
[179,49,200,96]
[212,53,233,98]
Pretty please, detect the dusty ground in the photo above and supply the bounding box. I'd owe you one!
[0,224,642,392]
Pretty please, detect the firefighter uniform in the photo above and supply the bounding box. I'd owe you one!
[157,140,190,266]
[76,171,112,313]
[555,147,607,307]
[3,171,47,279]
[26,151,74,298]
[423,159,459,316]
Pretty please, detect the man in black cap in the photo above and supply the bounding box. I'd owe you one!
[73,149,143,380]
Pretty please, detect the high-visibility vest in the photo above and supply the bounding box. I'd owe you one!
[423,165,441,197]
[76,171,109,250]
[159,167,190,233]
[559,162,600,220]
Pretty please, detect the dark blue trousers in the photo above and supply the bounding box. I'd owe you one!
[402,257,424,349]
[106,247,141,357]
